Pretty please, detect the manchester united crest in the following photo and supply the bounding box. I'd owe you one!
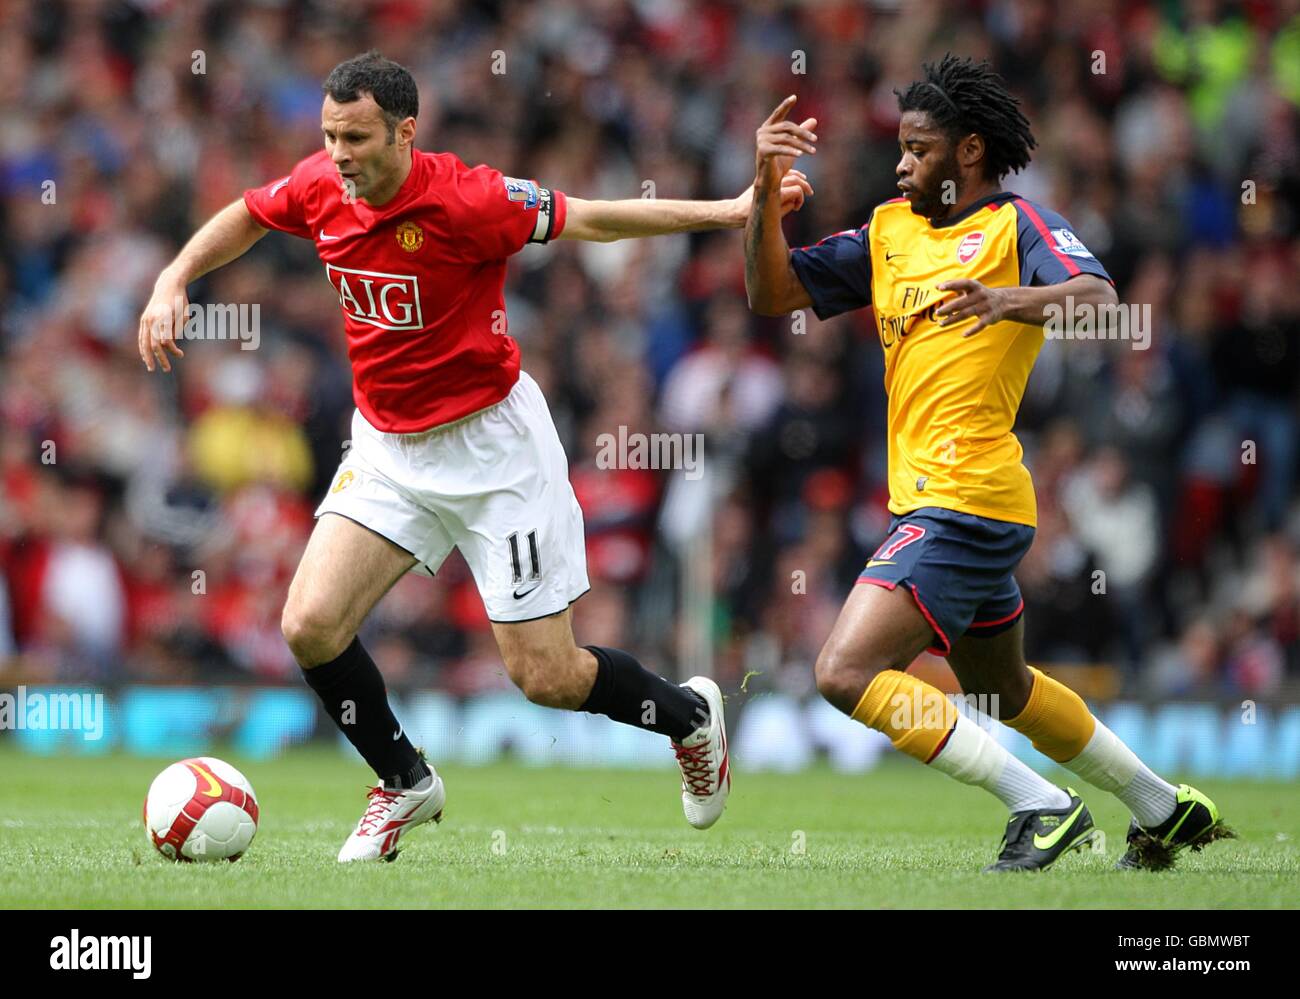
[395,221,424,253]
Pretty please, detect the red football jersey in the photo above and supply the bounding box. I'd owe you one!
[243,149,566,432]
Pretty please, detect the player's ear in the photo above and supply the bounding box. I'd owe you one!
[397,115,417,149]
[958,132,985,171]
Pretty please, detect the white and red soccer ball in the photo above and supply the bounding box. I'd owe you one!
[143,757,259,862]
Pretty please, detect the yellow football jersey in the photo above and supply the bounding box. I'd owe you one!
[790,191,1110,527]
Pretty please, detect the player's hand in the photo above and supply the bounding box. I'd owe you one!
[754,95,818,192]
[138,274,188,373]
[731,169,813,225]
[934,279,1010,336]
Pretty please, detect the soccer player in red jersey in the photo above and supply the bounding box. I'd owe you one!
[138,50,811,861]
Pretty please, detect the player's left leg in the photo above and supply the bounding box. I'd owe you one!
[490,607,729,829]
[284,511,447,862]
[947,619,1234,870]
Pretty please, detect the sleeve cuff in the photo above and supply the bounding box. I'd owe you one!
[242,190,272,231]
[788,249,836,321]
[550,189,567,240]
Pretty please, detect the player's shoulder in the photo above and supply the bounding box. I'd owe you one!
[423,150,528,209]
[287,149,336,185]
[867,196,919,234]
[264,150,337,207]
[798,199,899,251]
[874,196,912,215]
[418,148,469,179]
[1004,193,1107,270]
[1004,193,1074,232]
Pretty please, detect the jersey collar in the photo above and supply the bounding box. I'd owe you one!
[928,190,1018,229]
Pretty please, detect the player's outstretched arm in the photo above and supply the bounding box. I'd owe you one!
[138,198,268,372]
[934,273,1118,336]
[558,171,811,243]
[744,96,817,316]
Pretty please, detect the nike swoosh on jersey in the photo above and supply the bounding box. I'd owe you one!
[1033,802,1086,850]
[865,559,896,569]
[319,229,341,241]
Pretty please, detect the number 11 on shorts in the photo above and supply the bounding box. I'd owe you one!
[508,529,541,584]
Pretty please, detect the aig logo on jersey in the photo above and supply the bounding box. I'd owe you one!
[325,264,424,331]
[956,231,985,264]
[1050,228,1096,258]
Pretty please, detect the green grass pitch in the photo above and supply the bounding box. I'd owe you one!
[1,747,1296,908]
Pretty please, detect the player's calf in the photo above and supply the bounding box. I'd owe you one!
[299,637,430,785]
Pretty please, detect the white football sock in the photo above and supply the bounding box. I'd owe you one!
[930,714,1071,813]
[1059,718,1177,827]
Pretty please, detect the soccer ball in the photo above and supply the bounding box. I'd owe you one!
[143,756,259,862]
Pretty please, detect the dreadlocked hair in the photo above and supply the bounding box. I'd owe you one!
[894,54,1036,180]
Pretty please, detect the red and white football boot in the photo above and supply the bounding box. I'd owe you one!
[337,769,445,863]
[673,676,731,829]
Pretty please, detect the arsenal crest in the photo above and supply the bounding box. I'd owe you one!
[956,231,985,264]
[395,221,424,253]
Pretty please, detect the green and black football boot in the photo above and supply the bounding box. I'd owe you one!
[1115,783,1235,871]
[983,788,1098,872]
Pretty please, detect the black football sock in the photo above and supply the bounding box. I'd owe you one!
[580,645,709,742]
[301,637,429,789]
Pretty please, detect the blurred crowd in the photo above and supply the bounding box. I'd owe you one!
[2,0,1298,700]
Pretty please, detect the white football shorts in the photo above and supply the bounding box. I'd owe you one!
[315,371,591,623]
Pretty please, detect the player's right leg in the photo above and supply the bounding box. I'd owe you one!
[282,511,445,862]
[815,582,1093,872]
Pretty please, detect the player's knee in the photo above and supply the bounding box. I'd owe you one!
[505,648,582,709]
[996,663,1034,718]
[517,668,571,709]
[281,603,350,667]
[814,641,876,714]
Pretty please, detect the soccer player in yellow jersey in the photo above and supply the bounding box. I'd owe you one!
[744,55,1233,871]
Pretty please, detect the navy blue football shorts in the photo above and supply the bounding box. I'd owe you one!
[856,507,1035,656]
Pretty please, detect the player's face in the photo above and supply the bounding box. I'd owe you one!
[321,94,407,201]
[895,111,962,221]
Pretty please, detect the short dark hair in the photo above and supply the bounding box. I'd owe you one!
[322,50,418,141]
[895,54,1035,180]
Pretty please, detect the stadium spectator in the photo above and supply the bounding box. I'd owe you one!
[0,0,1296,702]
